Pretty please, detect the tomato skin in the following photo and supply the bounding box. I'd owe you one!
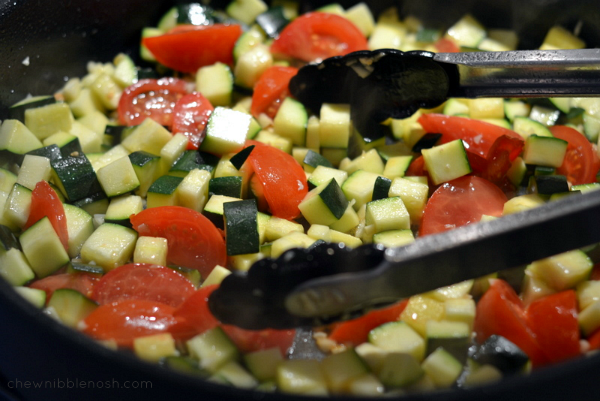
[474,279,548,367]
[589,329,600,351]
[24,181,69,251]
[328,299,409,346]
[418,114,523,159]
[142,24,242,73]
[244,140,308,220]
[130,206,227,278]
[434,38,460,53]
[526,290,580,364]
[250,66,298,119]
[29,272,98,302]
[549,125,600,185]
[221,326,296,355]
[270,12,368,62]
[173,284,221,334]
[172,92,214,150]
[92,263,196,308]
[118,78,189,127]
[82,299,189,348]
[420,175,507,236]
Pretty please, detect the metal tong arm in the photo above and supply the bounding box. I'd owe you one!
[285,190,600,318]
[434,48,600,98]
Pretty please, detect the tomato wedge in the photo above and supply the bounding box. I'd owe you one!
[29,272,98,302]
[130,206,226,278]
[526,290,580,364]
[434,38,460,53]
[172,92,214,150]
[250,66,298,119]
[92,263,196,308]
[418,114,524,159]
[24,180,69,251]
[549,125,600,185]
[420,175,507,236]
[118,78,189,127]
[173,284,220,334]
[474,279,547,367]
[244,140,308,220]
[82,299,190,348]
[328,299,409,346]
[270,12,368,62]
[589,328,600,351]
[142,24,242,73]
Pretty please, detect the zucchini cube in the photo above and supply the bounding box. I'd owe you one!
[244,347,284,382]
[80,223,137,271]
[186,326,239,373]
[388,176,428,224]
[299,178,349,226]
[320,103,351,148]
[121,118,173,155]
[133,333,177,362]
[321,348,369,393]
[368,321,426,362]
[523,135,568,168]
[146,175,183,208]
[274,97,308,147]
[421,347,463,388]
[0,120,43,154]
[24,102,73,141]
[276,359,328,396]
[20,217,70,278]
[97,156,140,197]
[422,139,472,185]
[223,199,259,256]
[527,249,592,291]
[365,196,410,233]
[201,107,251,155]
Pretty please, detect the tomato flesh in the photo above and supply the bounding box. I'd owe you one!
[130,206,227,278]
[526,290,580,364]
[474,279,547,367]
[92,263,196,308]
[172,92,214,150]
[118,78,189,127]
[29,272,98,302]
[250,66,298,119]
[420,175,507,236]
[142,24,242,73]
[550,125,600,185]
[270,12,368,62]
[244,140,308,220]
[24,181,69,251]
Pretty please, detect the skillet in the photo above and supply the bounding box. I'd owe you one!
[1,0,600,399]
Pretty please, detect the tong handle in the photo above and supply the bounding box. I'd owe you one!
[286,190,600,318]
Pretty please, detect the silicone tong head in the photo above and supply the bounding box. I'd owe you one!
[288,49,456,143]
[208,242,388,330]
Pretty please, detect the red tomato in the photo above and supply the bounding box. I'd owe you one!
[117,78,189,127]
[474,279,548,367]
[173,284,221,334]
[467,135,524,190]
[250,66,298,119]
[418,114,524,159]
[420,175,507,236]
[130,206,227,278]
[82,299,190,348]
[434,38,460,53]
[270,12,368,62]
[589,328,600,351]
[328,299,409,346]
[550,125,600,185]
[142,24,242,73]
[591,263,600,281]
[222,326,296,355]
[24,181,69,251]
[92,263,196,308]
[526,290,580,364]
[172,92,214,150]
[405,155,426,177]
[244,141,308,220]
[29,272,98,302]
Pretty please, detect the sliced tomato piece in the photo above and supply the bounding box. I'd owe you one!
[142,24,242,73]
[29,272,98,302]
[526,290,580,364]
[92,263,196,308]
[222,326,296,355]
[244,140,308,220]
[405,155,426,177]
[434,37,460,53]
[418,114,523,159]
[420,175,507,236]
[550,125,600,185]
[117,77,189,127]
[172,92,214,150]
[270,12,368,62]
[474,279,547,367]
[328,299,409,346]
[589,328,600,351]
[173,284,221,334]
[82,299,190,348]
[130,206,226,278]
[250,66,298,119]
[24,180,69,251]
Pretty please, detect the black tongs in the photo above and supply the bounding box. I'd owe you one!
[287,48,600,141]
[209,189,600,329]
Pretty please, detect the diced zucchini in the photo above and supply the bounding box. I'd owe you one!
[527,250,592,291]
[342,148,385,175]
[80,223,137,271]
[158,133,189,176]
[445,14,486,48]
[513,117,552,138]
[274,97,308,147]
[0,248,35,286]
[121,118,173,155]
[20,217,70,278]
[9,95,57,122]
[299,178,349,227]
[0,119,43,154]
[196,62,234,107]
[133,236,168,266]
[202,265,232,287]
[382,155,412,180]
[200,107,251,155]
[378,352,424,388]
[264,215,303,242]
[341,170,380,210]
[24,102,73,141]
[400,295,445,337]
[576,280,600,310]
[3,183,33,230]
[105,195,143,226]
[422,139,471,185]
[90,73,122,110]
[388,177,429,224]
[270,232,315,259]
[345,2,375,37]
[425,320,470,364]
[177,168,212,212]
[540,25,585,50]
[368,21,406,50]
[14,286,46,308]
[133,333,178,362]
[233,44,273,89]
[321,348,369,393]
[213,361,258,389]
[51,155,102,202]
[504,100,531,122]
[365,196,410,234]
[421,347,463,388]
[369,321,426,362]
[0,168,18,193]
[468,98,504,119]
[319,104,351,148]
[224,199,259,255]
[47,288,97,328]
[372,229,414,248]
[71,192,109,216]
[276,359,328,396]
[243,347,284,382]
[63,203,94,258]
[443,298,476,330]
[96,156,140,197]
[578,301,600,336]
[187,326,239,372]
[209,176,243,198]
[16,155,51,190]
[226,0,268,25]
[308,165,348,189]
[69,87,105,118]
[129,151,160,197]
[147,175,183,208]
[502,194,546,215]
